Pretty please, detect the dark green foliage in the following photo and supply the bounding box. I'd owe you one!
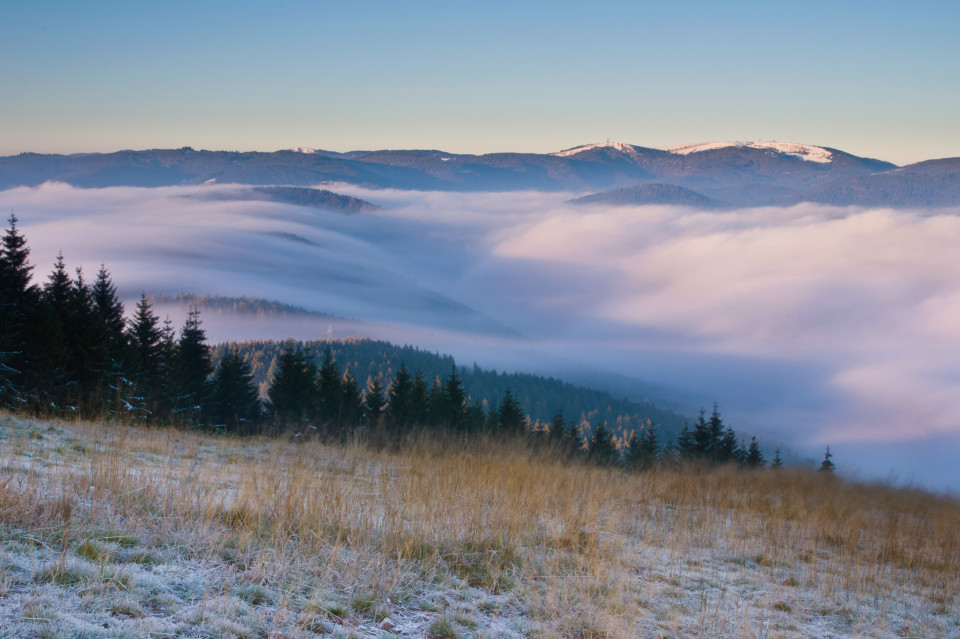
[174,308,213,422]
[624,424,659,470]
[316,347,341,427]
[494,389,526,435]
[338,369,363,433]
[385,362,413,433]
[819,446,835,473]
[209,338,688,442]
[266,343,316,430]
[408,368,429,427]
[210,348,261,434]
[587,421,618,466]
[772,448,783,469]
[744,436,765,468]
[363,374,386,427]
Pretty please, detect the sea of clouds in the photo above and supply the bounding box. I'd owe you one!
[3,182,959,491]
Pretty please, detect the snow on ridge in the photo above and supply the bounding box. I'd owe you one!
[552,141,641,159]
[664,140,833,163]
[287,147,317,154]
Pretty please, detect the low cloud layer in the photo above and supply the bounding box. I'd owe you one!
[3,182,959,490]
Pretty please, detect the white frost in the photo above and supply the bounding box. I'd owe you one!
[287,147,317,154]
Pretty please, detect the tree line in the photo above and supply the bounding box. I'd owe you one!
[1,214,827,471]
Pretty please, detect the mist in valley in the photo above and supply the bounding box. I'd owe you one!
[3,182,959,491]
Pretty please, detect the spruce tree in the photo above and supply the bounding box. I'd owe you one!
[316,347,341,426]
[175,307,213,423]
[622,430,642,470]
[442,367,468,432]
[771,448,783,469]
[210,348,261,435]
[126,295,163,420]
[588,421,618,466]
[338,368,363,433]
[408,368,429,426]
[385,362,413,433]
[363,374,386,427]
[819,446,835,473]
[494,389,526,436]
[744,436,765,468]
[266,343,316,430]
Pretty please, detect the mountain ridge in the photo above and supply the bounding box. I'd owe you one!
[1,142,956,207]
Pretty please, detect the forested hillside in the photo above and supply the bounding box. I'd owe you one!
[212,338,688,439]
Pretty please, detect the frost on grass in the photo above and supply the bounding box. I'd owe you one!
[0,412,957,638]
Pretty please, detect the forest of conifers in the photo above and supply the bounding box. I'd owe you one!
[1,214,787,470]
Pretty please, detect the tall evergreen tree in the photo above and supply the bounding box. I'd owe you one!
[819,446,835,473]
[338,368,363,433]
[442,367,469,431]
[744,436,765,468]
[126,295,163,420]
[587,421,618,466]
[210,348,261,435]
[0,214,34,407]
[266,343,316,430]
[771,448,784,469]
[316,347,341,426]
[625,424,659,470]
[494,389,526,436]
[385,362,413,433]
[174,307,213,423]
[408,367,429,427]
[363,374,386,427]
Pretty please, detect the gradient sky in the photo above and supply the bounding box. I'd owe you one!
[1,1,958,164]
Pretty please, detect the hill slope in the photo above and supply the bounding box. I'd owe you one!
[0,414,956,638]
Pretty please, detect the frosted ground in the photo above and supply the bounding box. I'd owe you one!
[0,414,956,638]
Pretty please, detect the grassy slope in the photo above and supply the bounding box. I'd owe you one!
[0,413,957,638]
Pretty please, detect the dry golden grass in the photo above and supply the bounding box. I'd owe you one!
[0,411,957,638]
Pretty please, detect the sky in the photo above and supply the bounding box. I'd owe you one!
[1,1,959,164]
[2,183,959,491]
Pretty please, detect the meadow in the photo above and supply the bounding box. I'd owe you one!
[0,412,957,638]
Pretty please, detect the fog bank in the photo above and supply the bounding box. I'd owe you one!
[4,182,959,491]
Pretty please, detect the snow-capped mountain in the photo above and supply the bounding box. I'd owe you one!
[663,140,833,164]
[3,142,957,207]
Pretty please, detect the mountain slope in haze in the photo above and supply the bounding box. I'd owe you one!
[195,185,380,213]
[5,141,958,207]
[569,183,728,208]
[0,140,899,200]
[790,158,960,207]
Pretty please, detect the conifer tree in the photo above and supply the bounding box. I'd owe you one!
[408,367,429,426]
[266,343,316,430]
[0,215,33,407]
[588,421,618,466]
[629,424,660,470]
[338,368,363,433]
[316,347,341,426]
[622,430,642,470]
[442,367,469,432]
[363,374,386,427]
[385,362,413,433]
[174,307,213,423]
[548,409,568,445]
[126,295,163,420]
[771,448,783,469]
[819,446,835,473]
[494,389,526,436]
[744,436,765,468]
[715,427,741,464]
[210,348,261,434]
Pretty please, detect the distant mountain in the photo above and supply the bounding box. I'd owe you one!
[569,183,727,208]
[789,158,960,207]
[3,141,956,207]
